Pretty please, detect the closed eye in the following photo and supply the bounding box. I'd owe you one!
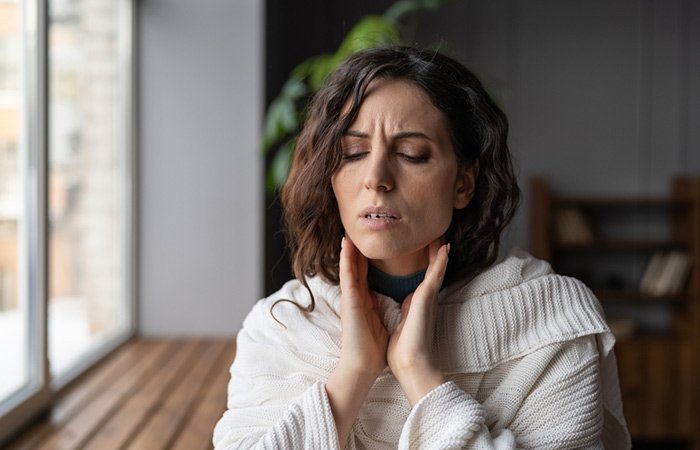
[341,152,367,161]
[398,153,429,163]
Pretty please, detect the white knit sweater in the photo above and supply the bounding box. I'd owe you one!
[213,248,631,449]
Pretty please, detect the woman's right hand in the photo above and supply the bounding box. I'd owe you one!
[336,236,389,379]
[326,237,388,448]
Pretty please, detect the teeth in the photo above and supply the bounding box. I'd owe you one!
[367,213,393,219]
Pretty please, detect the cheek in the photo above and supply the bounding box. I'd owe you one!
[414,178,455,232]
[331,173,352,225]
[331,173,344,203]
[428,201,454,235]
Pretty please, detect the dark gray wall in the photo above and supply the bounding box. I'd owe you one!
[135,0,700,330]
[264,0,700,292]
[412,0,700,250]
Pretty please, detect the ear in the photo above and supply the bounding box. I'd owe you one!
[453,161,478,210]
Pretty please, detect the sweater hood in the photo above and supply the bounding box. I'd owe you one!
[441,246,555,300]
[280,247,610,372]
[261,247,610,373]
[307,246,555,322]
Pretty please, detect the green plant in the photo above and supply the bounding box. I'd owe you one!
[262,0,453,192]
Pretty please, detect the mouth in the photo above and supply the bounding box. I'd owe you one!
[359,206,401,221]
[365,212,397,220]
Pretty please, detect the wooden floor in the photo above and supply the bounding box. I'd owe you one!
[4,338,237,450]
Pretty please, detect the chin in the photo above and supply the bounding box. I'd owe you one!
[352,235,417,261]
[351,236,394,259]
[355,244,395,261]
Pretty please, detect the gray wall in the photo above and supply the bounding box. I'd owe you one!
[139,0,263,336]
[415,0,700,251]
[136,0,700,334]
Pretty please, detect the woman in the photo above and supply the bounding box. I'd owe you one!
[213,47,630,449]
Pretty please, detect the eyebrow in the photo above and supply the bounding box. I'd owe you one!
[343,129,434,142]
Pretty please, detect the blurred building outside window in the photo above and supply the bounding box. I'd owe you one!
[0,0,28,404]
[47,0,130,378]
[0,0,133,411]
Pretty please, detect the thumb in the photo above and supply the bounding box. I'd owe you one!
[401,293,413,316]
[396,294,413,332]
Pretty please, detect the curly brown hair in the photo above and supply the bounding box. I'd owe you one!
[275,46,520,318]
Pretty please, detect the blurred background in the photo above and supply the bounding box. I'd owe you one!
[0,0,699,448]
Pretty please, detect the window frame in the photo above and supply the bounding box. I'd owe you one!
[0,0,137,444]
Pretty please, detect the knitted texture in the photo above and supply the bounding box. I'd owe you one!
[212,247,631,449]
[367,264,426,303]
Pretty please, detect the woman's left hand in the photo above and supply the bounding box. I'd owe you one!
[386,240,449,406]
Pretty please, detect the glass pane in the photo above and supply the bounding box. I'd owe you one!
[0,0,28,403]
[48,0,129,376]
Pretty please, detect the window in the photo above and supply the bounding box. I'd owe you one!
[48,0,133,382]
[0,0,135,442]
[0,0,33,414]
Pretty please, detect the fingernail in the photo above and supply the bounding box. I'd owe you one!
[447,243,451,254]
[341,237,345,249]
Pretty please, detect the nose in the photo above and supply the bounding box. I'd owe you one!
[363,151,394,192]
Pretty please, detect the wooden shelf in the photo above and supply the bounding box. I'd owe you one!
[613,333,682,344]
[530,176,700,447]
[554,197,691,208]
[594,288,688,303]
[554,239,689,252]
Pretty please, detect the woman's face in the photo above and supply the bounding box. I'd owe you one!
[331,79,475,275]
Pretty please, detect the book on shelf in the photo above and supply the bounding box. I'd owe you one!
[639,250,692,297]
[607,318,637,339]
[554,207,593,245]
[639,252,666,294]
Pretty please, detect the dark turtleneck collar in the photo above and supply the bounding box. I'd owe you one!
[367,264,426,303]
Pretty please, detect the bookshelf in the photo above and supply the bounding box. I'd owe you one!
[530,176,700,449]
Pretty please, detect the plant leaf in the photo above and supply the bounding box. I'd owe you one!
[383,0,419,23]
[305,16,400,91]
[261,96,297,154]
[383,0,451,23]
[281,75,308,99]
[266,138,295,191]
[307,54,340,92]
[292,54,332,80]
[336,15,399,57]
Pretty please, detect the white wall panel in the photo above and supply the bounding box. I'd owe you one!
[139,0,263,336]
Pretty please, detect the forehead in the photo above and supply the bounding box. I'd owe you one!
[347,79,447,132]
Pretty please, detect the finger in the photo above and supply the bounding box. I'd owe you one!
[339,236,370,302]
[346,237,369,285]
[401,293,413,317]
[339,236,356,293]
[427,239,442,266]
[398,287,434,344]
[355,242,368,283]
[395,294,413,333]
[423,242,449,291]
[406,243,448,317]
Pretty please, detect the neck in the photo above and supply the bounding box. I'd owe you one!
[367,264,426,303]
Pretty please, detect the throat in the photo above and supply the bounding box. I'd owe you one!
[367,264,426,303]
